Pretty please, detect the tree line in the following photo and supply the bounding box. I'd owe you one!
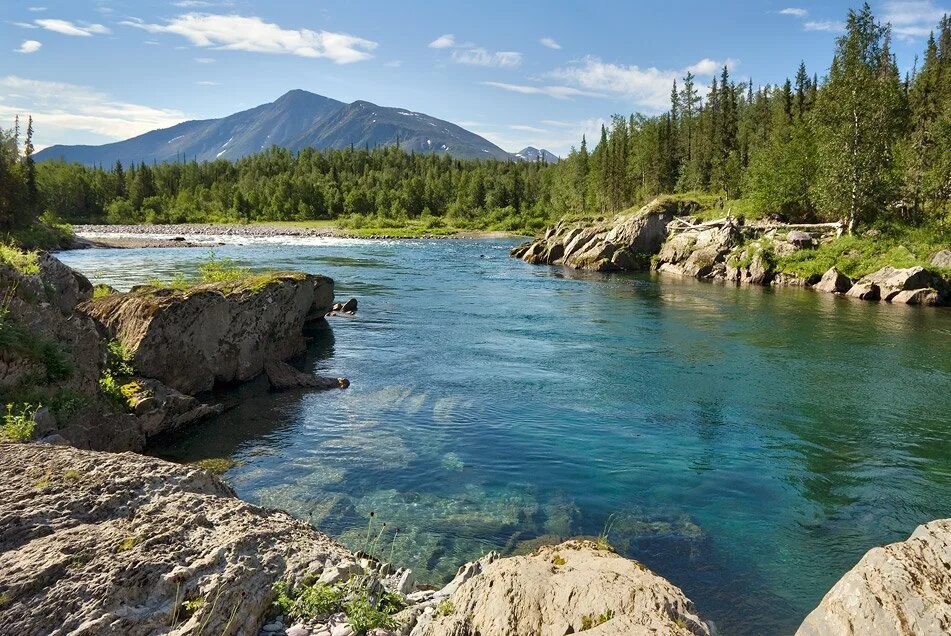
[1,4,949,235]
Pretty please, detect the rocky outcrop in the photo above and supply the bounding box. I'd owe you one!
[510,198,695,272]
[406,540,711,636]
[79,273,335,395]
[0,444,352,635]
[853,266,946,304]
[814,267,853,294]
[930,249,951,269]
[797,519,951,636]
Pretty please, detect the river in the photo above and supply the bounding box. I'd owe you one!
[59,237,951,635]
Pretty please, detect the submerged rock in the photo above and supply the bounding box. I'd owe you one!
[264,360,349,391]
[797,519,951,636]
[79,273,335,395]
[408,539,710,636]
[0,444,352,635]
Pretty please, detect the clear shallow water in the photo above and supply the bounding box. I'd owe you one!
[60,239,951,635]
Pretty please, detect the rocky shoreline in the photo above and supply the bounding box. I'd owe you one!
[512,198,951,307]
[2,253,950,635]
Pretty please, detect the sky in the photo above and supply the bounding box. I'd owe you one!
[2,0,949,155]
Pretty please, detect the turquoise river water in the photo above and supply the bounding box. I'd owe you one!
[59,237,951,635]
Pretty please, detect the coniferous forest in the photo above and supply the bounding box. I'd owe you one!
[2,5,951,240]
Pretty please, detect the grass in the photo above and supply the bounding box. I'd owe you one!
[777,223,951,280]
[595,514,616,552]
[2,403,37,443]
[581,609,614,631]
[117,536,142,552]
[99,339,143,411]
[435,599,455,617]
[92,284,114,299]
[272,577,403,634]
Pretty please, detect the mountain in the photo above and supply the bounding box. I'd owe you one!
[35,89,513,165]
[514,146,560,163]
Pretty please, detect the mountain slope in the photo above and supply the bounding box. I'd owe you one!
[36,90,512,165]
[515,146,560,163]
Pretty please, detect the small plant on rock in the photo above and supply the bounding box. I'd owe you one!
[434,599,455,617]
[2,403,37,442]
[581,609,614,631]
[344,593,397,633]
[198,252,250,284]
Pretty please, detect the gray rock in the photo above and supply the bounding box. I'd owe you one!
[786,230,815,247]
[797,519,951,636]
[856,266,941,301]
[397,568,415,596]
[330,624,355,636]
[286,625,311,636]
[265,360,349,391]
[814,267,853,294]
[891,288,940,306]
[341,297,358,312]
[845,283,881,301]
[930,249,951,269]
[318,560,363,585]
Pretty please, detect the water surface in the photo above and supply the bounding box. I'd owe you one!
[59,238,951,635]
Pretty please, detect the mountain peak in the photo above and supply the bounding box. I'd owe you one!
[515,147,560,163]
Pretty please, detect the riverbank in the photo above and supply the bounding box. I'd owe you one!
[70,223,521,248]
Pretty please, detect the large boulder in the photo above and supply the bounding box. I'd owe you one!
[79,273,335,395]
[512,198,692,272]
[814,267,853,294]
[657,223,741,280]
[855,266,945,302]
[408,539,711,636]
[930,249,951,269]
[797,519,951,636]
[0,444,352,635]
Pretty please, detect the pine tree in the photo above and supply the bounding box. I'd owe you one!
[23,116,36,216]
[795,62,810,118]
[575,135,589,214]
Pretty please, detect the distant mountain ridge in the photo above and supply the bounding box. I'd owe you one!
[35,90,519,165]
[515,146,560,163]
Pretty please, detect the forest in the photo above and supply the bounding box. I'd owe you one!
[2,4,951,241]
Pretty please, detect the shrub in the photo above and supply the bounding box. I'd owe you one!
[0,244,39,275]
[198,252,250,284]
[2,403,37,442]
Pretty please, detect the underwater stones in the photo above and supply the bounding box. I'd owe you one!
[797,519,951,636]
[265,360,350,391]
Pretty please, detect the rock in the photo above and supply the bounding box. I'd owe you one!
[79,273,335,395]
[814,267,853,294]
[891,288,940,306]
[397,568,415,596]
[265,360,349,391]
[0,444,352,635]
[341,297,358,313]
[512,197,692,271]
[433,552,498,600]
[287,625,310,636]
[32,406,57,438]
[656,223,741,280]
[330,624,354,636]
[318,560,363,585]
[845,283,881,301]
[797,519,951,636]
[37,252,94,314]
[412,540,710,636]
[786,230,815,247]
[930,249,951,269]
[856,266,943,302]
[124,377,223,437]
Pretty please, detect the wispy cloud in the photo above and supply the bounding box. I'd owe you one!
[468,117,606,155]
[544,55,735,110]
[482,81,601,99]
[0,75,187,143]
[510,124,548,133]
[539,37,561,50]
[779,8,808,18]
[452,48,521,68]
[35,19,110,36]
[195,56,215,63]
[15,40,42,54]
[803,20,846,33]
[884,1,949,38]
[11,22,39,29]
[28,6,47,12]
[121,13,377,63]
[195,80,220,86]
[384,60,402,68]
[428,34,455,49]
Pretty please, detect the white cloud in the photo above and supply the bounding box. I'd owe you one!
[428,34,455,49]
[35,19,110,36]
[469,117,606,156]
[195,56,215,63]
[539,37,561,50]
[28,6,47,12]
[0,75,187,144]
[384,60,402,68]
[16,40,42,54]
[803,20,846,33]
[779,8,808,17]
[452,48,522,68]
[482,81,601,99]
[12,22,39,29]
[510,124,548,133]
[122,13,377,63]
[545,56,733,111]
[884,1,949,38]
[195,80,220,86]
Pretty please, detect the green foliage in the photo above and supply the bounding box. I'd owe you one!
[343,594,398,633]
[117,535,142,552]
[434,599,455,617]
[272,578,403,634]
[2,403,37,442]
[273,581,344,621]
[50,388,89,421]
[100,339,139,410]
[197,252,251,284]
[0,304,72,384]
[0,244,39,275]
[581,609,614,631]
[92,284,113,299]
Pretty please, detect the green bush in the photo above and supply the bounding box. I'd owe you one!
[198,252,250,284]
[2,403,37,442]
[0,244,39,275]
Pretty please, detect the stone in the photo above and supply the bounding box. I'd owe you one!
[787,230,815,247]
[397,568,415,596]
[930,249,951,269]
[0,445,353,635]
[814,267,853,294]
[341,297,358,312]
[330,624,355,636]
[124,377,223,438]
[318,560,363,585]
[263,621,283,632]
[845,283,881,301]
[265,360,349,391]
[79,272,335,395]
[411,539,710,636]
[856,266,942,301]
[286,627,309,636]
[797,519,951,636]
[891,288,940,306]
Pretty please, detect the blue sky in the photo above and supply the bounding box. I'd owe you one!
[2,1,948,155]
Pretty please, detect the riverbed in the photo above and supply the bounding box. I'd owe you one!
[58,237,951,636]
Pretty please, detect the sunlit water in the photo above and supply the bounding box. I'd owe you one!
[59,238,951,635]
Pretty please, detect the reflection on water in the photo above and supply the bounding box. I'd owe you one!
[59,239,951,636]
